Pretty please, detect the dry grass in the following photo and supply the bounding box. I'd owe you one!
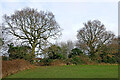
[2,59,34,78]
[49,59,66,66]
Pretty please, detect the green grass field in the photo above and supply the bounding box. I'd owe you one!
[6,65,118,78]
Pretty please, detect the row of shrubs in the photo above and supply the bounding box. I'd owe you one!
[4,44,118,67]
[35,55,96,66]
[2,59,34,78]
[36,53,118,66]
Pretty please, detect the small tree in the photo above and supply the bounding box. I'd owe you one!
[3,7,62,58]
[77,20,115,60]
[99,38,118,63]
[68,48,83,58]
[42,44,64,59]
[8,43,32,62]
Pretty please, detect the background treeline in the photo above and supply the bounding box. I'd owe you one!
[2,37,118,65]
[1,7,119,66]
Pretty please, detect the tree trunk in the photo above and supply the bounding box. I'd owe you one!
[32,43,36,60]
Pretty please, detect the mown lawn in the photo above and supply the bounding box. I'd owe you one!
[6,65,118,78]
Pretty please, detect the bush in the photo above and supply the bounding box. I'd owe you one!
[8,44,33,62]
[40,58,53,66]
[38,58,66,66]
[71,56,85,65]
[2,59,34,78]
[68,48,83,58]
[49,59,66,66]
[66,55,94,65]
[49,53,65,59]
[99,52,117,64]
[2,56,8,61]
[42,45,65,59]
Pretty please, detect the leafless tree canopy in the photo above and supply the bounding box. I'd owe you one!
[77,20,115,58]
[3,7,62,56]
[59,41,74,58]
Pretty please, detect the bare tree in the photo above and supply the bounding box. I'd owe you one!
[77,20,115,59]
[1,24,16,57]
[66,40,74,58]
[57,41,74,58]
[3,7,62,57]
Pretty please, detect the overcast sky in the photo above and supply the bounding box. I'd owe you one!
[0,0,118,43]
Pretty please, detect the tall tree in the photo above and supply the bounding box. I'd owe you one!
[77,20,115,59]
[3,7,62,57]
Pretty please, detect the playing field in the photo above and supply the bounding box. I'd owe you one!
[6,65,118,78]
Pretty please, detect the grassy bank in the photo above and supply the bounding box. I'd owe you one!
[6,65,118,78]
